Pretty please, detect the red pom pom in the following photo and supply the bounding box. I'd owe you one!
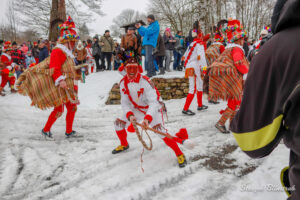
[175,128,188,140]
[127,123,136,133]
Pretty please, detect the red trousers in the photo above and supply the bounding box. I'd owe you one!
[115,129,184,157]
[43,102,77,133]
[1,73,16,88]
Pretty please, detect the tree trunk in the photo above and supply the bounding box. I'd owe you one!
[49,0,66,42]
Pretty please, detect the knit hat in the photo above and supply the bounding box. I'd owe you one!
[58,16,80,43]
[147,14,155,21]
[224,19,247,43]
[165,27,171,33]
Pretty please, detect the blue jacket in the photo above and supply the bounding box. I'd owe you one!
[25,55,36,68]
[39,47,49,63]
[138,21,160,48]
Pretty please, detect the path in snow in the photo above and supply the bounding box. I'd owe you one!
[0,71,289,200]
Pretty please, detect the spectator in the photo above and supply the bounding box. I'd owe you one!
[92,36,102,72]
[50,41,56,52]
[121,26,138,53]
[86,39,95,73]
[136,14,160,77]
[163,28,176,72]
[173,31,185,71]
[83,40,87,48]
[21,43,29,55]
[0,40,3,56]
[231,0,300,199]
[32,42,40,63]
[100,30,114,70]
[153,34,165,75]
[74,40,87,65]
[243,37,250,56]
[25,51,36,68]
[11,41,25,78]
[113,41,121,70]
[38,40,49,63]
[27,40,33,51]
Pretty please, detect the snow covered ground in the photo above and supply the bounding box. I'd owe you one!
[0,71,290,200]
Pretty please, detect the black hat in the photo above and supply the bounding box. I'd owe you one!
[105,30,110,33]
[128,26,135,30]
[147,14,155,21]
[12,41,17,46]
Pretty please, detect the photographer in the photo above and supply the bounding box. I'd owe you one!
[135,14,160,77]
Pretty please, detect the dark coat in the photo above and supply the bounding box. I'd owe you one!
[231,1,300,199]
[163,34,175,50]
[92,40,101,57]
[39,47,49,63]
[154,34,165,57]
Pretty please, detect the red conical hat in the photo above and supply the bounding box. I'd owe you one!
[58,16,80,43]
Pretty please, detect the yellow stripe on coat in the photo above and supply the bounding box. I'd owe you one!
[233,115,283,151]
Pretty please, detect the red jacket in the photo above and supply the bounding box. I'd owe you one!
[49,48,67,85]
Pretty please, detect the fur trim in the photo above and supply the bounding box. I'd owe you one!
[2,53,11,60]
[55,43,75,59]
[225,43,245,54]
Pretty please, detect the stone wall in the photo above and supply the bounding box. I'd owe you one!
[106,77,189,105]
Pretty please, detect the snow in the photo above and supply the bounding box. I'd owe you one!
[0,71,290,200]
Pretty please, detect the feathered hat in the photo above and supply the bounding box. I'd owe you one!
[3,41,12,52]
[214,20,227,43]
[58,16,80,43]
[223,19,247,43]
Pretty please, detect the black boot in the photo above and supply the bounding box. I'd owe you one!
[158,68,165,75]
[215,123,230,134]
[182,109,195,116]
[65,131,80,138]
[197,105,208,111]
[41,129,53,138]
[209,100,220,104]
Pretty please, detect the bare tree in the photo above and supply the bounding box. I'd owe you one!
[110,9,146,38]
[13,0,104,38]
[6,0,19,41]
[148,0,276,39]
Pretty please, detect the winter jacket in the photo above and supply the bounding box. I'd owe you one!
[32,47,40,58]
[138,21,160,48]
[174,34,185,54]
[74,48,87,62]
[163,34,175,50]
[25,55,35,68]
[231,1,300,198]
[21,45,29,55]
[39,47,49,63]
[121,33,138,51]
[153,34,165,57]
[92,40,101,57]
[99,35,114,53]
